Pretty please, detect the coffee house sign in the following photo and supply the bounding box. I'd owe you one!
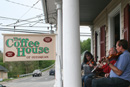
[3,34,56,62]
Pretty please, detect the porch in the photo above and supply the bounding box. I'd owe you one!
[41,0,130,87]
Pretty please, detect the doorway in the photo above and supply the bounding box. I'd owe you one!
[108,4,121,49]
[114,14,120,46]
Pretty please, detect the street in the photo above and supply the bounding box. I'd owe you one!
[0,69,55,87]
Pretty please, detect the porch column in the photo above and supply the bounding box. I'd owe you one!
[54,1,62,87]
[90,26,94,54]
[63,0,81,87]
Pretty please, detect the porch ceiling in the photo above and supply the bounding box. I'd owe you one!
[41,0,112,25]
[80,0,112,25]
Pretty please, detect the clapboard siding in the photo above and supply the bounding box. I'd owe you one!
[93,0,130,57]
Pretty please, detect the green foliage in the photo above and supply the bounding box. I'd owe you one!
[4,60,55,78]
[0,57,4,66]
[0,52,55,78]
[39,60,55,69]
[0,52,3,58]
[80,38,91,54]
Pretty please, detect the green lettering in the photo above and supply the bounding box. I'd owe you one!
[34,41,40,47]
[13,37,18,40]
[39,47,43,53]
[14,41,20,47]
[32,48,38,53]
[17,48,25,56]
[6,39,13,47]
[44,47,49,53]
[26,48,31,53]
[28,41,34,47]
[21,38,29,47]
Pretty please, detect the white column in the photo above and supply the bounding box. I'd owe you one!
[90,26,94,54]
[63,0,81,87]
[54,1,62,87]
[56,1,62,69]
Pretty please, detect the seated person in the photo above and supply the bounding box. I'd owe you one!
[96,47,117,77]
[81,51,96,87]
[92,39,130,87]
[84,47,117,87]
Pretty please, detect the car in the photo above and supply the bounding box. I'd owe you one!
[32,69,42,77]
[0,84,6,87]
[49,69,55,76]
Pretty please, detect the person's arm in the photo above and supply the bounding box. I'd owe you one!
[108,63,123,76]
[105,58,123,76]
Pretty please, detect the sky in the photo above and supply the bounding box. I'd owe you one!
[80,26,91,41]
[0,0,91,52]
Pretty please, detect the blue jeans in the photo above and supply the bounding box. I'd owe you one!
[82,73,95,87]
[92,77,130,87]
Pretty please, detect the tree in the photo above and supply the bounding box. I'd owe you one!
[80,38,91,54]
[0,57,4,66]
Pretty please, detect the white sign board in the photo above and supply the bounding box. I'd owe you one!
[3,34,56,62]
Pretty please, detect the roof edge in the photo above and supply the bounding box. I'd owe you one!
[41,0,49,23]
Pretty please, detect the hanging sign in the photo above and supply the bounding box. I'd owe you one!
[3,34,56,62]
